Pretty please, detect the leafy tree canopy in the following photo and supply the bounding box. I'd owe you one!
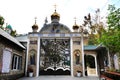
[0,15,4,29]
[83,9,105,45]
[0,15,17,36]
[100,5,120,53]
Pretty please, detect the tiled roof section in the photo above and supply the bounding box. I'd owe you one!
[0,28,25,49]
[84,45,97,50]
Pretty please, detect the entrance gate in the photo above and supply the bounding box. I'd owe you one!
[39,38,71,75]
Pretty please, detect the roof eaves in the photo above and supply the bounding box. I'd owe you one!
[0,28,25,49]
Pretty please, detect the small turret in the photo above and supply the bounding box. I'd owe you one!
[32,17,38,32]
[73,17,79,32]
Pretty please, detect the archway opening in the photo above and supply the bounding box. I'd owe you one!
[85,55,96,76]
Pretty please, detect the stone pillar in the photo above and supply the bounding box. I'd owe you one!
[70,37,74,77]
[36,37,40,77]
[81,33,85,76]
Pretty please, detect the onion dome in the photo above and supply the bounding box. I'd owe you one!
[73,18,79,30]
[73,23,79,30]
[51,5,60,21]
[39,5,71,33]
[5,24,13,34]
[6,24,12,30]
[51,10,60,20]
[32,17,38,32]
[32,24,38,30]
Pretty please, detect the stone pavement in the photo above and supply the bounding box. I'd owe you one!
[18,76,100,80]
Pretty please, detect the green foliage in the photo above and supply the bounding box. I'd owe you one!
[11,30,17,37]
[100,5,120,53]
[88,34,98,45]
[0,15,17,36]
[107,5,120,30]
[0,16,4,25]
[83,9,105,45]
[0,15,5,29]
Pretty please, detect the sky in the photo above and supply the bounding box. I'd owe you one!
[0,0,120,34]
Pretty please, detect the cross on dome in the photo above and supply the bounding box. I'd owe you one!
[51,4,60,21]
[74,17,77,25]
[73,17,79,30]
[32,17,38,32]
[34,17,37,24]
[54,4,57,12]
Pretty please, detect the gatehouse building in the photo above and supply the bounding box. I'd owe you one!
[21,8,106,77]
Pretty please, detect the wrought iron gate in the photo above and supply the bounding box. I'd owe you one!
[39,38,71,75]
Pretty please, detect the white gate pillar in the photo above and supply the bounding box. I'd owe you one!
[36,37,40,77]
[70,37,74,77]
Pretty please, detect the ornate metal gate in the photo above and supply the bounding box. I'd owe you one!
[39,38,70,75]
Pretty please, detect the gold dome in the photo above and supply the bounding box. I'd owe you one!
[73,17,79,30]
[51,10,60,20]
[32,17,38,32]
[73,24,79,30]
[51,11,60,17]
[32,24,38,30]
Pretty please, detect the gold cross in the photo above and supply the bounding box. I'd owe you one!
[53,4,57,12]
[35,17,37,24]
[74,17,77,24]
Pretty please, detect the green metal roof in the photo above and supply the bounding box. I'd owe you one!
[84,45,97,50]
[6,24,12,30]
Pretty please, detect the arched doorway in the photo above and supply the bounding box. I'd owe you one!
[85,54,97,76]
[39,38,71,75]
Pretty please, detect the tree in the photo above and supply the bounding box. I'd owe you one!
[0,15,17,36]
[11,30,17,37]
[100,5,120,54]
[0,15,4,29]
[97,5,120,68]
[83,9,105,45]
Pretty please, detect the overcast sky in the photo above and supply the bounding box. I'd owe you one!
[0,0,119,34]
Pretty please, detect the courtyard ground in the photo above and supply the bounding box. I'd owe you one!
[18,76,99,80]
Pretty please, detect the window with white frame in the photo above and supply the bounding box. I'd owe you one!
[12,54,22,70]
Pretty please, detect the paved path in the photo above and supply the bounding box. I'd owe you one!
[18,76,100,80]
